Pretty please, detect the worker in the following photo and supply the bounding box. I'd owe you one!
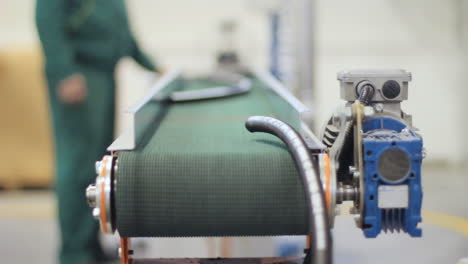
[35,0,157,263]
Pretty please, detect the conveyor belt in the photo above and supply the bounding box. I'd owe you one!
[115,78,308,237]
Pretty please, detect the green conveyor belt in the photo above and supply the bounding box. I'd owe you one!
[115,78,308,237]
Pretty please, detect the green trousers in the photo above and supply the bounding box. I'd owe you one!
[47,63,115,264]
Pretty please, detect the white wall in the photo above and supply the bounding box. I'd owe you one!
[0,1,36,45]
[126,0,269,74]
[0,0,269,69]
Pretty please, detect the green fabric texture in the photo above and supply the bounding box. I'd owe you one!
[116,79,308,237]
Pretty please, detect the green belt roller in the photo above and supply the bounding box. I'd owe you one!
[107,76,311,237]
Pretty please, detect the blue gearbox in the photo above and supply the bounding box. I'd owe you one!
[361,117,423,238]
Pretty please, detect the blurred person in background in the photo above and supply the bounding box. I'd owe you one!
[35,0,158,263]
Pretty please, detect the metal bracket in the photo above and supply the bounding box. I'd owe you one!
[108,70,182,151]
[254,70,325,152]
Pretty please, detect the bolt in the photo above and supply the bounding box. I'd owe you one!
[92,208,100,219]
[374,103,384,113]
[86,184,97,207]
[337,184,357,203]
[95,161,102,175]
[353,171,360,181]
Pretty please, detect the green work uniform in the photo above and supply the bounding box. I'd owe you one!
[35,0,155,263]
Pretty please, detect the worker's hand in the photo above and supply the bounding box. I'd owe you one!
[154,67,165,76]
[57,74,87,104]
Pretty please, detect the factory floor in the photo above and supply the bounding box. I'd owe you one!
[1,165,467,264]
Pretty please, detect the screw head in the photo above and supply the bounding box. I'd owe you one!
[374,103,384,113]
[95,161,102,175]
[86,184,97,207]
[92,208,100,219]
[353,171,360,180]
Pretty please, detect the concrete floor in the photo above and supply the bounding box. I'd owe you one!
[1,165,467,264]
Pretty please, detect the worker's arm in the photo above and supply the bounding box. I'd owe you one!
[130,38,158,72]
[120,0,157,72]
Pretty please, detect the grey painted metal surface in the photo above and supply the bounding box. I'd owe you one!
[337,69,411,103]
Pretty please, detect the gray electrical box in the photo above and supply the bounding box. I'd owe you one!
[337,69,412,103]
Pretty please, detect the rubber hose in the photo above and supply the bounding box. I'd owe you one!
[245,116,332,264]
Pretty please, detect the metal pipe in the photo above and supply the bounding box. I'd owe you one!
[245,116,332,264]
